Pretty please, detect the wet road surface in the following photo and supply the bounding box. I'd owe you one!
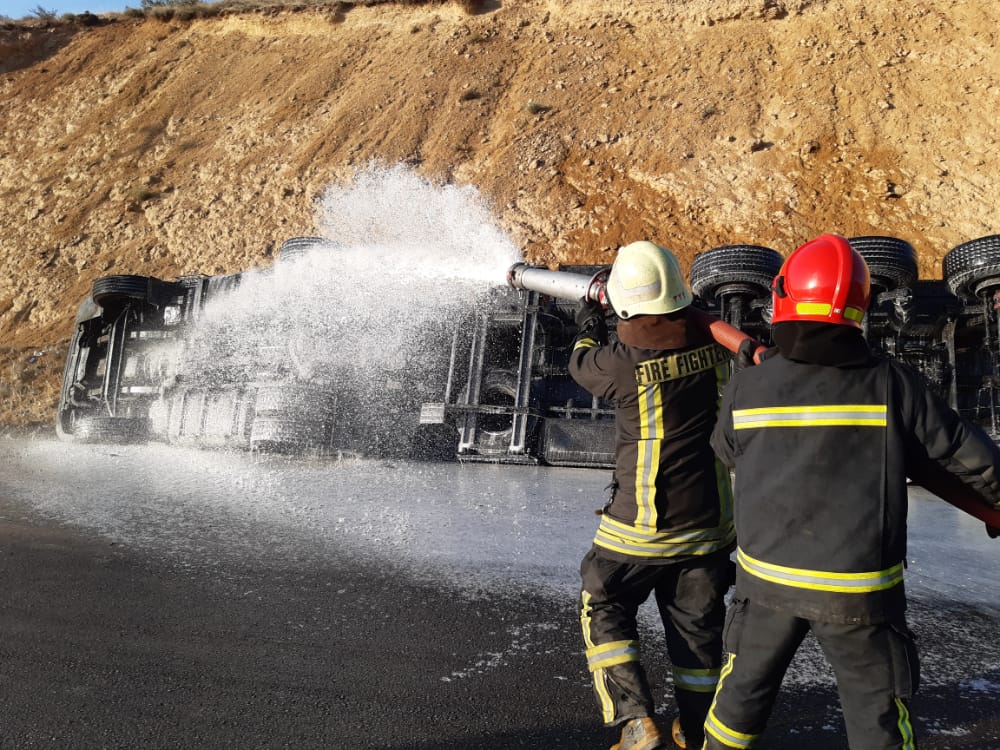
[1,438,998,749]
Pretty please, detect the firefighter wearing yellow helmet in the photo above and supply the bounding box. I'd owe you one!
[570,240,736,750]
[604,239,693,319]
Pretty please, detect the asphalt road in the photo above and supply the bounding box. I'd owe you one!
[0,503,612,749]
[1,439,999,749]
[1,506,998,750]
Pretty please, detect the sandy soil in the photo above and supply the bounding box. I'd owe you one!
[0,0,997,425]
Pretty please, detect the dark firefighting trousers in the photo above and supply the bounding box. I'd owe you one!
[704,597,920,750]
[580,547,733,747]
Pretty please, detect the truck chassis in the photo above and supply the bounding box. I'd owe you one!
[56,235,1000,468]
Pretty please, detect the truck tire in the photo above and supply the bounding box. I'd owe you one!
[91,275,179,307]
[249,383,335,453]
[942,235,1000,301]
[276,236,339,264]
[74,415,150,444]
[689,245,783,302]
[249,416,329,453]
[848,236,918,292]
[253,384,335,417]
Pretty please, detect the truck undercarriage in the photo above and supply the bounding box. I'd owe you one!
[56,235,1000,468]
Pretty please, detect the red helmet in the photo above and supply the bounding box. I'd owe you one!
[771,234,871,328]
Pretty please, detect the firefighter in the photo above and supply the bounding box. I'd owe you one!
[705,234,1000,749]
[569,240,737,750]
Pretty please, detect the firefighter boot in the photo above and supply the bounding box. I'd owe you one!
[610,717,666,750]
[670,718,686,749]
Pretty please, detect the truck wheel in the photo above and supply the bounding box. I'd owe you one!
[249,416,329,453]
[276,236,339,264]
[249,383,335,453]
[253,384,335,417]
[91,275,180,307]
[74,415,150,444]
[473,369,518,455]
[942,235,1000,301]
[848,236,918,292]
[689,245,783,302]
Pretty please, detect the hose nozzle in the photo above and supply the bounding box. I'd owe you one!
[506,262,610,307]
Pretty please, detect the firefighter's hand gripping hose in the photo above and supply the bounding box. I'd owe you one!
[736,338,760,369]
[574,298,608,345]
[988,524,1000,539]
[574,297,604,328]
[686,306,770,365]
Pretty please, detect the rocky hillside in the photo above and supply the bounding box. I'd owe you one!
[0,0,997,426]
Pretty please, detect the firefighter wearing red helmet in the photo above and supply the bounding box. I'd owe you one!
[705,234,1000,749]
[770,233,870,328]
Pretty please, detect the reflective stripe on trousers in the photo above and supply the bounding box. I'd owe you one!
[703,599,918,749]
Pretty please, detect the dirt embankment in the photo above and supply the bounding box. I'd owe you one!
[0,0,997,426]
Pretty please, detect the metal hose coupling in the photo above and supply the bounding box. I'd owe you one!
[506,262,610,307]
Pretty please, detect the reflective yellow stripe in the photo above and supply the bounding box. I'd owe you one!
[705,656,760,748]
[706,653,732,718]
[586,639,641,671]
[796,302,832,316]
[737,547,904,593]
[579,591,597,652]
[672,665,721,693]
[843,306,865,322]
[628,352,732,540]
[574,337,598,351]
[705,714,759,748]
[793,302,864,322]
[733,404,887,429]
[594,515,735,558]
[635,383,662,530]
[896,698,915,749]
[580,592,616,723]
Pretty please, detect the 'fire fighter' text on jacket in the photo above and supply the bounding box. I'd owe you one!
[570,324,735,563]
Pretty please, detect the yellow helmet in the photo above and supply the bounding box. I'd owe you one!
[606,240,692,318]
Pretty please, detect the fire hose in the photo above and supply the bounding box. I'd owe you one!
[507,261,1000,532]
[506,262,772,363]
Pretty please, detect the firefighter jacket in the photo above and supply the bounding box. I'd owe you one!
[712,329,1000,624]
[568,314,735,564]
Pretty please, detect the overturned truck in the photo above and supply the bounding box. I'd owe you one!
[56,234,1000,468]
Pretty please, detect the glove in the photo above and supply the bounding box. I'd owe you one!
[575,297,604,327]
[987,524,1000,539]
[574,298,608,345]
[735,339,779,368]
[736,338,757,369]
